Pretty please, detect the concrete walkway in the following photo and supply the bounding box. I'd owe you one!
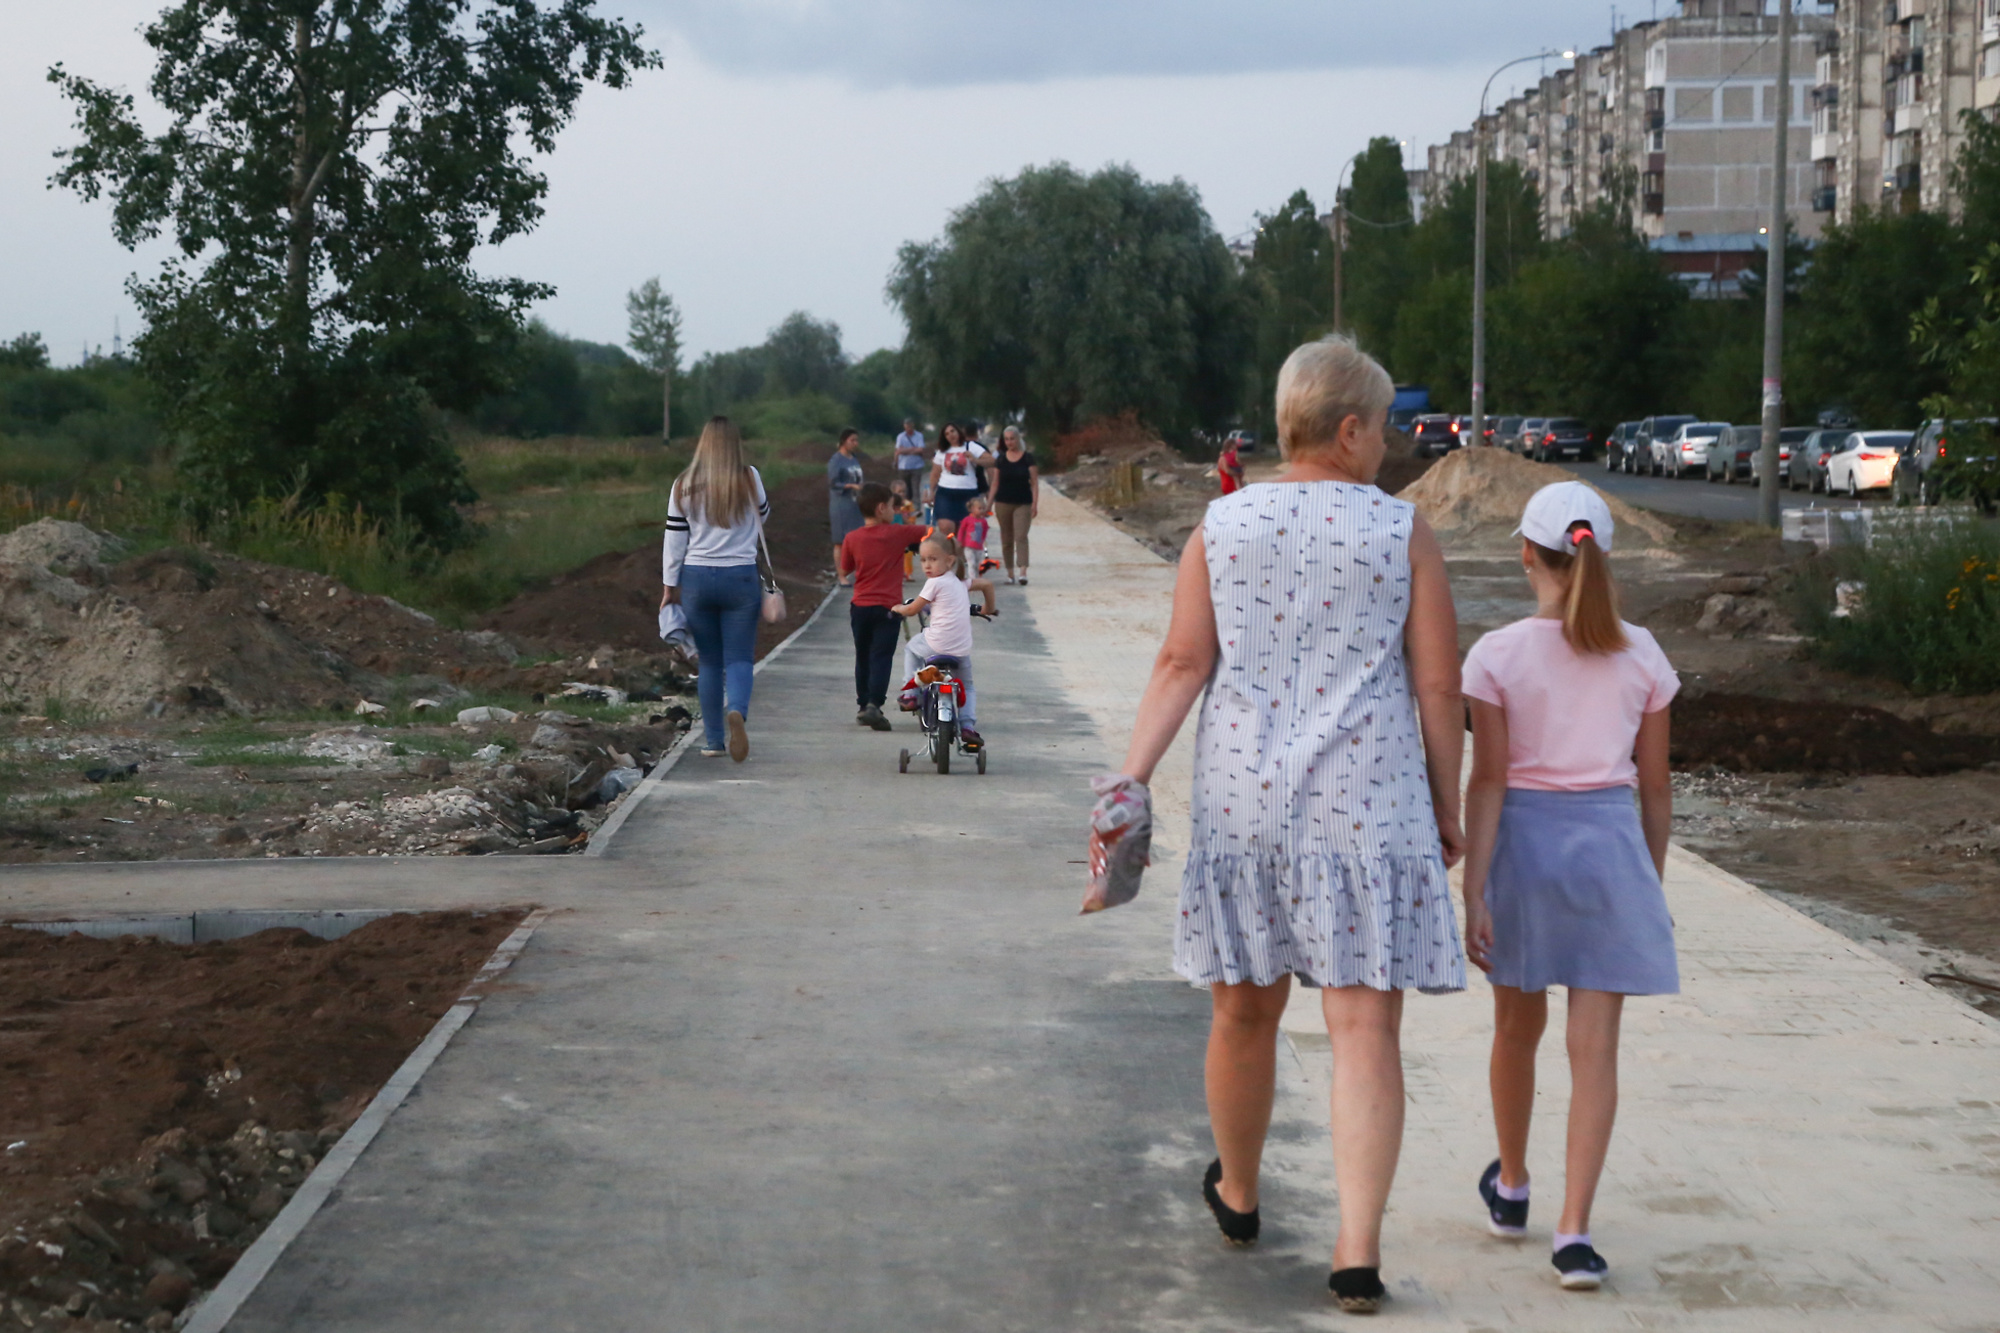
[7,490,1999,1329]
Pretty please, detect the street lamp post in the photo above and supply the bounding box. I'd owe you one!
[1758,0,1794,529]
[1472,49,1573,450]
[1332,152,1362,334]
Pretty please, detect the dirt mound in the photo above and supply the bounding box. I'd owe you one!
[1051,412,1167,470]
[0,910,525,1327]
[1673,692,2000,775]
[0,519,118,575]
[0,534,540,719]
[1400,449,1673,549]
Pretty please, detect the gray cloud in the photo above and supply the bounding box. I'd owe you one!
[632,1,1634,85]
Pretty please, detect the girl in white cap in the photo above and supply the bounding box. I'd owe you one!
[1458,480,1679,1292]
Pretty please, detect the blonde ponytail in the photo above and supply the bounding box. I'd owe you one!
[1531,528,1628,655]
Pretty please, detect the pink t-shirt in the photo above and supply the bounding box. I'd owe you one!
[1461,617,1679,791]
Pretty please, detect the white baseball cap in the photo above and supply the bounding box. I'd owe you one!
[1514,480,1616,553]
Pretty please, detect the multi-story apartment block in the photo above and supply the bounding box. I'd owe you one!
[1424,1,1831,295]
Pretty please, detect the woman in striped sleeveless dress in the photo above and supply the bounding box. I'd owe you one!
[1115,336,1466,1310]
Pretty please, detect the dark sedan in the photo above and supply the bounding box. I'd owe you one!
[1410,414,1463,458]
[1527,418,1593,462]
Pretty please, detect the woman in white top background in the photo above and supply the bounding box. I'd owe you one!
[662,416,771,762]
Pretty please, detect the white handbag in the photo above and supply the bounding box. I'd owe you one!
[756,522,787,625]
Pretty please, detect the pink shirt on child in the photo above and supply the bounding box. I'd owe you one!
[1461,618,1679,791]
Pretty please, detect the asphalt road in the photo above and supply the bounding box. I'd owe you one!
[1555,454,1885,524]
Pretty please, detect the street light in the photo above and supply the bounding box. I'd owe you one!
[1471,48,1574,450]
[1332,150,1364,334]
[1758,0,1793,529]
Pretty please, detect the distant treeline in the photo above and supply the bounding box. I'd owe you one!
[473,312,921,443]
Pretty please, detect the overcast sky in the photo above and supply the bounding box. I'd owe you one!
[2,2,1631,366]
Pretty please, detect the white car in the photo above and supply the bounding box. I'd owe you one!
[1825,430,1913,496]
[1655,421,1728,478]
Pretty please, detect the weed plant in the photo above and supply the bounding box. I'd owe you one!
[1797,515,2000,694]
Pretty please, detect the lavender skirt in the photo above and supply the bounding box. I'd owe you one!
[1486,786,1679,996]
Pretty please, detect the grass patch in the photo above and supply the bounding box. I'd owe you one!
[1797,514,2000,694]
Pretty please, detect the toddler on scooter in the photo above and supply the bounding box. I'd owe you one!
[891,537,997,750]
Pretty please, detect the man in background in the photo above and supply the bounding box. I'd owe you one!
[894,419,928,504]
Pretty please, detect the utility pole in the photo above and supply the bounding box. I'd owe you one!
[1472,50,1572,448]
[1758,0,1793,529]
[1332,198,1346,334]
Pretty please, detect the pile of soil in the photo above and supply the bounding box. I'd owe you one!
[0,910,526,1330]
[1672,692,2000,775]
[1,521,527,719]
[1399,449,1674,549]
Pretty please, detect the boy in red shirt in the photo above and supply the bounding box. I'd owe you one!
[839,483,928,730]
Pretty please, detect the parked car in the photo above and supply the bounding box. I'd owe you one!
[1628,415,1695,474]
[1825,430,1913,496]
[1485,414,1523,448]
[1708,425,1810,483]
[1654,421,1728,477]
[1894,417,1996,503]
[1224,428,1258,454]
[1603,421,1640,471]
[1410,414,1462,458]
[1789,428,1854,492]
[1513,417,1548,453]
[1528,417,1593,462]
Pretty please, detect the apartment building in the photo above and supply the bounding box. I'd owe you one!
[1424,1,1829,295]
[1814,0,2000,221]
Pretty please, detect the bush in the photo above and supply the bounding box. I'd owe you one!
[1800,516,2000,694]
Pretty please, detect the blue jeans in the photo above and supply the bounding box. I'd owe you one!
[680,563,760,748]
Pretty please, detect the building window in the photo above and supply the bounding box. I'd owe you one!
[1723,85,1755,122]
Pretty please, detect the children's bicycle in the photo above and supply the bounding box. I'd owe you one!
[897,653,986,776]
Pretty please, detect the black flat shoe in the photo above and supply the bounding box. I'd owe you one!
[1328,1267,1386,1313]
[1201,1158,1259,1245]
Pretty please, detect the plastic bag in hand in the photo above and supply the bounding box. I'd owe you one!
[1081,773,1152,914]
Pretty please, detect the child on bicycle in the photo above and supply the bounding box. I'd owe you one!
[891,536,997,750]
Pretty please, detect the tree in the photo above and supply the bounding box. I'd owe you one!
[1392,163,1543,403]
[626,277,682,442]
[1,334,51,372]
[1242,190,1336,430]
[889,162,1247,441]
[1340,138,1415,357]
[762,312,849,398]
[1490,202,1688,431]
[50,0,656,546]
[1788,208,1959,427]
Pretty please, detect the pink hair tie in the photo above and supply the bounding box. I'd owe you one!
[1569,526,1592,546]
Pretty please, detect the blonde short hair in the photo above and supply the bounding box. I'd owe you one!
[1275,335,1394,460]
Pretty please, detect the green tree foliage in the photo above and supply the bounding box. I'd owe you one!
[1788,209,1960,427]
[1340,138,1414,357]
[1392,163,1544,408]
[762,312,850,398]
[1488,204,1689,432]
[625,277,682,441]
[49,0,657,547]
[0,344,161,489]
[889,162,1247,440]
[1242,190,1336,431]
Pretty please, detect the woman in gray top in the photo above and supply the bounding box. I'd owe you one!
[828,428,865,582]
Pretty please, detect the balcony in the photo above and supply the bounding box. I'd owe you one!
[1599,131,1616,153]
[1813,185,1838,212]
[1895,102,1925,135]
[1810,83,1839,109]
[1895,162,1922,193]
[1642,191,1665,216]
[1812,131,1840,161]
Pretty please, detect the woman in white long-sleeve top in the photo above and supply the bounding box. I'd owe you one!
[662,416,770,761]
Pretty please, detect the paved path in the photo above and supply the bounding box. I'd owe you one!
[7,490,1999,1329]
